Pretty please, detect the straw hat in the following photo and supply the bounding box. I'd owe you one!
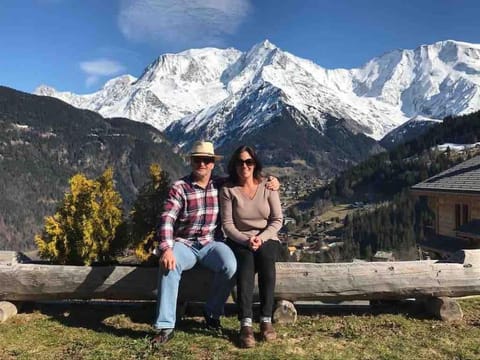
[190,141,223,160]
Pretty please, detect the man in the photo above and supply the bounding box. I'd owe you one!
[152,141,279,345]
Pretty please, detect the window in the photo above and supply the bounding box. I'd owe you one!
[455,204,461,228]
[462,204,469,225]
[455,203,470,228]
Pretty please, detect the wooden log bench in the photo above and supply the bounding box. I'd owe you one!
[1,249,480,323]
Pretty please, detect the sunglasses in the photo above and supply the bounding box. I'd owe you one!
[192,156,215,164]
[235,158,256,167]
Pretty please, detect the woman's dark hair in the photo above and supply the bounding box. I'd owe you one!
[227,145,263,184]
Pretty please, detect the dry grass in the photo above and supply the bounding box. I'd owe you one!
[1,298,480,359]
[316,204,352,223]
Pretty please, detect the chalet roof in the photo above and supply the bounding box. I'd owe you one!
[419,234,476,255]
[411,155,480,194]
[457,219,480,237]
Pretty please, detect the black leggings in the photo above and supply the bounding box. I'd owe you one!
[227,239,281,319]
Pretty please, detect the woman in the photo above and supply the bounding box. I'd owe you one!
[220,145,283,348]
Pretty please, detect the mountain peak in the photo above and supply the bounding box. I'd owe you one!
[178,46,240,58]
[243,39,281,66]
[35,39,480,145]
[138,47,242,82]
[261,39,277,49]
[430,39,480,49]
[34,84,57,96]
[102,74,136,90]
[250,39,278,53]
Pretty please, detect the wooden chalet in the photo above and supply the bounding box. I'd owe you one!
[411,155,480,257]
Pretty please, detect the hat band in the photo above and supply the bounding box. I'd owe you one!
[191,152,215,157]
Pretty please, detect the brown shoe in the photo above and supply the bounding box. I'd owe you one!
[239,325,255,348]
[151,329,174,347]
[260,321,277,341]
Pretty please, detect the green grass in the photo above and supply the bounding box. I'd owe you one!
[1,299,480,359]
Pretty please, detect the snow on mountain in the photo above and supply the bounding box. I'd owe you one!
[379,115,443,149]
[167,81,286,148]
[435,142,480,152]
[36,48,242,130]
[353,40,480,120]
[35,39,480,145]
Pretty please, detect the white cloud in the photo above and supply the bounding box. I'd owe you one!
[80,59,125,87]
[118,0,251,47]
[80,59,125,76]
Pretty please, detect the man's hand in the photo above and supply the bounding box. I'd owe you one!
[248,236,262,251]
[265,176,280,191]
[160,248,176,271]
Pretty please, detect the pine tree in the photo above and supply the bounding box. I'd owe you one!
[129,163,170,262]
[92,168,124,262]
[35,168,123,265]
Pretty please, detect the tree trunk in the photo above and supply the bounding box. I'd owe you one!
[1,250,480,303]
[421,297,464,322]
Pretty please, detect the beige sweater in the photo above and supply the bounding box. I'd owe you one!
[220,178,283,245]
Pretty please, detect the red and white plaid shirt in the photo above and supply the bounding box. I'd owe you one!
[156,174,226,252]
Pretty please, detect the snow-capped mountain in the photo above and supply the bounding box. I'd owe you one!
[37,47,242,131]
[35,39,480,174]
[36,40,480,140]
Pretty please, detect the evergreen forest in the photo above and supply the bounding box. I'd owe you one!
[298,110,480,260]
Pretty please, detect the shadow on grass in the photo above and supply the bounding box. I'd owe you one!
[294,300,435,321]
[17,299,434,343]
[20,301,155,339]
[176,318,239,344]
[19,301,239,343]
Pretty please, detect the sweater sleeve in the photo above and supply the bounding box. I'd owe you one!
[257,189,283,242]
[220,186,250,246]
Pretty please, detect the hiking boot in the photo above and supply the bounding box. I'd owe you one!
[260,321,277,341]
[239,325,255,348]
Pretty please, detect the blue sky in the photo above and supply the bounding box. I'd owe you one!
[2,0,480,94]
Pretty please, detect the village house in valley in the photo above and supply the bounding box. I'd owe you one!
[411,155,480,258]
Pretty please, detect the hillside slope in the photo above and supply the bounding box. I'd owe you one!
[0,86,186,250]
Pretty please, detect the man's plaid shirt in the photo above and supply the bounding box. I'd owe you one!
[156,174,226,252]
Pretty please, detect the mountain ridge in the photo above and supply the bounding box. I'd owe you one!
[35,39,480,175]
[35,39,480,141]
[0,86,187,250]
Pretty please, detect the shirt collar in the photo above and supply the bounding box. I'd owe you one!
[188,173,213,189]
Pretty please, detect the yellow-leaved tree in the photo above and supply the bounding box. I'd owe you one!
[35,168,123,265]
[129,163,170,262]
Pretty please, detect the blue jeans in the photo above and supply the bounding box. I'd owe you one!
[154,241,237,330]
